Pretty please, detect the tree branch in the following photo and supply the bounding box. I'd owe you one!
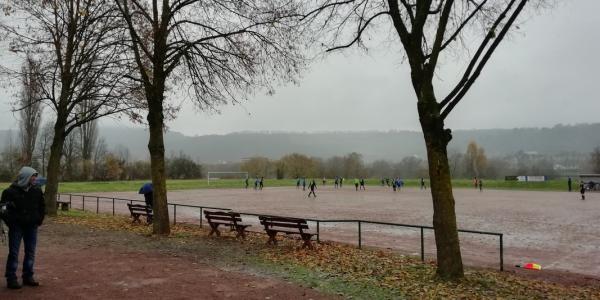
[441,0,528,119]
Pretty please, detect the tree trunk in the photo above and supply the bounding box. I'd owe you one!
[147,89,170,235]
[418,89,464,280]
[45,122,67,216]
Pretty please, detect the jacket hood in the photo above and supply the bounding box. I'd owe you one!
[15,166,38,189]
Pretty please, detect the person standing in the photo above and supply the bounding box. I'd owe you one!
[334,177,339,189]
[580,181,586,200]
[478,179,483,192]
[296,177,301,189]
[420,177,426,190]
[473,177,478,189]
[302,177,306,191]
[359,178,366,190]
[0,167,45,289]
[245,177,249,189]
[259,177,264,190]
[254,177,259,190]
[308,180,317,198]
[567,177,572,192]
[354,178,359,191]
[340,177,344,188]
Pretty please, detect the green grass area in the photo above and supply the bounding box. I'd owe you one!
[0,178,569,193]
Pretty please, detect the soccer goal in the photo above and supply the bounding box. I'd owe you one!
[207,171,249,185]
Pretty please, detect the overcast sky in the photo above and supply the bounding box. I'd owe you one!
[1,0,598,136]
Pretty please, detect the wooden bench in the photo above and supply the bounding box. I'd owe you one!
[56,200,70,211]
[203,210,251,239]
[127,203,153,225]
[259,216,315,249]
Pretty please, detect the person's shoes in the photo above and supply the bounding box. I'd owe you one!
[7,280,22,289]
[22,277,40,287]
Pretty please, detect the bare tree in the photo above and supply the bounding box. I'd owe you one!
[1,0,139,215]
[36,121,55,175]
[79,101,99,180]
[93,137,109,180]
[115,0,306,234]
[62,129,80,181]
[591,146,600,174]
[0,130,21,178]
[303,0,545,279]
[17,55,43,166]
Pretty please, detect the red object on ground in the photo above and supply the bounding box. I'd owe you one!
[517,263,542,270]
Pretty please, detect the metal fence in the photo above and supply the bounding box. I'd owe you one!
[57,193,504,271]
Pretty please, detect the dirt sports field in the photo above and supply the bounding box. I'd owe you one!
[68,185,600,279]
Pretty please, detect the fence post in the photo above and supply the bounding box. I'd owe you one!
[358,221,362,249]
[199,207,203,226]
[112,198,115,215]
[500,234,504,271]
[420,227,425,262]
[173,204,177,225]
[96,197,99,214]
[82,196,85,211]
[316,221,320,242]
[69,194,72,207]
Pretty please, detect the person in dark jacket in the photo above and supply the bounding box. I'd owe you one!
[307,180,317,198]
[0,167,45,289]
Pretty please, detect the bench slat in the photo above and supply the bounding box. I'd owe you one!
[259,216,307,224]
[204,211,231,216]
[207,216,236,222]
[262,222,309,229]
[267,229,314,235]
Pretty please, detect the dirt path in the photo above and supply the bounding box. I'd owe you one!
[0,222,335,299]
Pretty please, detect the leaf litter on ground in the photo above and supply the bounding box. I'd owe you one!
[54,211,599,299]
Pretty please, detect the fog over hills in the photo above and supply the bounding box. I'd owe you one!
[2,123,598,163]
[99,123,600,162]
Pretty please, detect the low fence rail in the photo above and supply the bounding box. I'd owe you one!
[57,193,504,271]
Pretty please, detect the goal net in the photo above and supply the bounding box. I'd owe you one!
[207,172,249,185]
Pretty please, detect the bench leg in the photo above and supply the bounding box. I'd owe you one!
[266,231,277,245]
[208,224,220,237]
[301,234,314,249]
[235,227,246,239]
[131,214,141,224]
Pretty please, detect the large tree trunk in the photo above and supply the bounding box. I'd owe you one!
[418,89,464,280]
[147,88,170,235]
[45,122,67,216]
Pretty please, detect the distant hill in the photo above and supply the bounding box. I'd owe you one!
[100,123,600,162]
[1,123,599,163]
